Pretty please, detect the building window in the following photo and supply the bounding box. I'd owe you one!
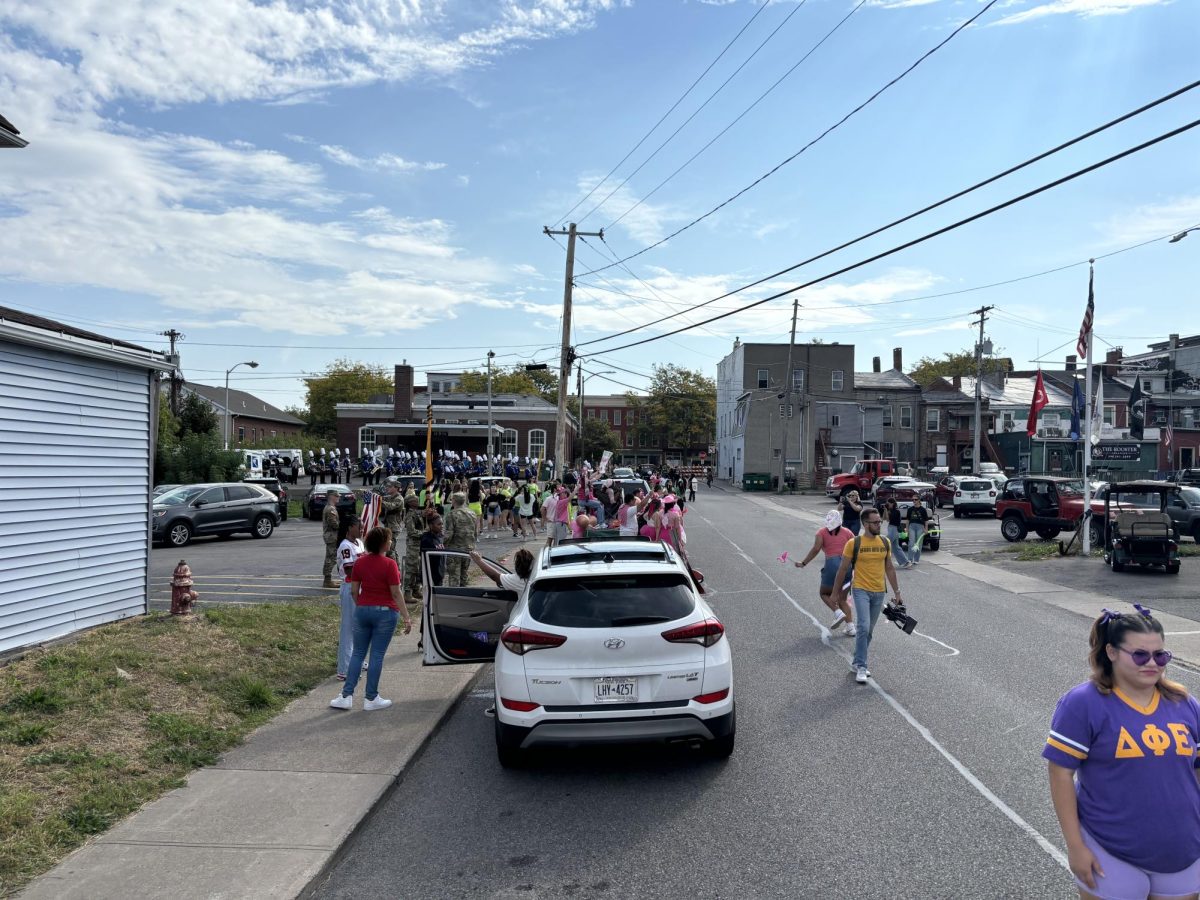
[831,414,841,428]
[1043,412,1061,427]
[501,428,518,456]
[613,410,621,426]
[1155,409,1167,425]
[773,448,781,459]
[626,432,634,447]
[528,429,546,459]
[926,409,940,432]
[882,405,892,426]
[882,442,895,458]
[792,369,804,392]
[1143,379,1152,392]
[587,409,596,418]
[271,429,277,438]
[757,368,769,389]
[1103,405,1115,426]
[832,370,844,391]
[237,426,245,442]
[638,433,647,448]
[359,427,377,454]
[602,410,610,422]
[900,406,912,428]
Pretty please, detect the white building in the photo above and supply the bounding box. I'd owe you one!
[0,307,173,654]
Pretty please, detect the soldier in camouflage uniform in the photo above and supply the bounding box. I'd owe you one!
[444,491,478,587]
[380,482,406,567]
[321,490,341,588]
[403,494,425,604]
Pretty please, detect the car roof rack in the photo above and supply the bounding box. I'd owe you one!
[540,540,673,569]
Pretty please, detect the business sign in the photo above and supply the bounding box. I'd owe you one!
[1092,443,1143,461]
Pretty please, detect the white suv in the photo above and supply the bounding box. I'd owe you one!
[420,541,734,767]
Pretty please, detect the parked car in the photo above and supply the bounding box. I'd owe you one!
[1166,486,1200,542]
[152,484,180,497]
[1168,469,1200,486]
[934,475,965,509]
[826,459,899,499]
[302,483,358,520]
[1101,481,1181,574]
[243,476,289,521]
[611,467,635,479]
[996,476,1103,544]
[975,462,1008,484]
[420,540,734,768]
[152,483,280,547]
[952,478,1000,518]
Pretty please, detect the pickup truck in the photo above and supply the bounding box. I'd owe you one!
[826,459,897,499]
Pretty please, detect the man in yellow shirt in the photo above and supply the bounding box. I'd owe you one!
[832,508,903,684]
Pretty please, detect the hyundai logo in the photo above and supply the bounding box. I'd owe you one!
[603,638,626,650]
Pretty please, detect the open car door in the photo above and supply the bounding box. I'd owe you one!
[421,550,519,665]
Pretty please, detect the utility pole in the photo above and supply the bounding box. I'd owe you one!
[970,305,994,475]
[577,362,585,466]
[544,223,603,472]
[778,298,799,492]
[160,328,185,414]
[486,350,495,463]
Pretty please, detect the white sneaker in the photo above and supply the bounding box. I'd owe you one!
[856,667,870,684]
[363,696,393,711]
[845,623,858,637]
[362,660,369,671]
[830,609,846,630]
[329,694,352,710]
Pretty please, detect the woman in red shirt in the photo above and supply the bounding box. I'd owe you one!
[793,510,857,636]
[330,526,413,712]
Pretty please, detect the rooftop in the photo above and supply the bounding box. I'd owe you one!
[855,370,919,390]
[186,383,306,425]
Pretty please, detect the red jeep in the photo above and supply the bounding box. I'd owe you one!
[996,477,1105,544]
[826,459,897,499]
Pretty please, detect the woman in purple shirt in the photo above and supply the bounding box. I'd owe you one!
[1044,605,1200,900]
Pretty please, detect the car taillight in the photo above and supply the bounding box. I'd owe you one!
[662,617,725,647]
[693,688,729,704]
[955,490,962,497]
[500,626,566,655]
[989,491,996,497]
[500,698,541,712]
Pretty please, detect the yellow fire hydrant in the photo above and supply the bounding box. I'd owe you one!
[170,560,199,616]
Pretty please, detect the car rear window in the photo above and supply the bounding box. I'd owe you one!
[960,481,992,491]
[528,573,696,629]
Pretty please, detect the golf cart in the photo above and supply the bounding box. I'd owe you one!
[898,513,941,553]
[1101,481,1181,575]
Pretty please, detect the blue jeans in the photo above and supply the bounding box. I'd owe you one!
[887,525,910,566]
[337,582,356,676]
[908,523,925,563]
[340,605,398,701]
[581,498,605,527]
[844,519,861,535]
[852,588,887,670]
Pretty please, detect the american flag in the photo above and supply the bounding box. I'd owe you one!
[1165,421,1173,449]
[360,492,383,534]
[1076,267,1094,359]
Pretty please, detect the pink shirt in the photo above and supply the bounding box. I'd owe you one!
[819,527,854,558]
[554,495,570,523]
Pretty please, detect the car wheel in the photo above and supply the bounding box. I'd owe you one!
[953,508,961,519]
[1167,562,1181,575]
[1089,520,1104,547]
[1001,516,1027,542]
[252,515,275,539]
[926,539,940,552]
[1111,554,1125,572]
[167,521,192,548]
[1035,527,1061,540]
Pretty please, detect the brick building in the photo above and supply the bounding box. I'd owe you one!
[183,382,305,446]
[335,364,577,463]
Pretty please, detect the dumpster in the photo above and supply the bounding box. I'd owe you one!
[743,473,770,492]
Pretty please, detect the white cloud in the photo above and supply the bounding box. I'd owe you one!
[992,0,1170,25]
[319,144,446,174]
[1097,195,1200,246]
[568,175,685,245]
[867,0,943,8]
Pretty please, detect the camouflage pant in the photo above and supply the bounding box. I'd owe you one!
[322,540,337,579]
[404,540,423,600]
[445,548,471,587]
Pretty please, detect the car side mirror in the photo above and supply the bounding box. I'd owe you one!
[193,501,206,508]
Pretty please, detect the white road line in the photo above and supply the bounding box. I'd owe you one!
[1167,631,1200,636]
[915,632,960,656]
[697,512,1069,872]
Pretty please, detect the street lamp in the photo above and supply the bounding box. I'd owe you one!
[579,368,615,466]
[486,350,496,463]
[224,360,259,449]
[1169,228,1198,243]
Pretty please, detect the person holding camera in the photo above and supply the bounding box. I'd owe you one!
[839,491,863,535]
[795,509,856,636]
[831,509,902,684]
[1044,605,1200,900]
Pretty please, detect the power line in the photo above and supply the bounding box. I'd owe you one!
[576,0,809,226]
[555,0,771,227]
[577,80,1200,345]
[607,0,869,231]
[578,116,1200,357]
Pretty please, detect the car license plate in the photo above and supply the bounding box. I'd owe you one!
[594,677,637,703]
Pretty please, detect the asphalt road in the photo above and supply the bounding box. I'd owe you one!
[311,486,1200,899]
[148,516,535,610]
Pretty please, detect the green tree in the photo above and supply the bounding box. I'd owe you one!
[908,350,1012,387]
[626,365,716,456]
[177,390,220,437]
[304,359,393,436]
[454,366,559,404]
[155,392,241,484]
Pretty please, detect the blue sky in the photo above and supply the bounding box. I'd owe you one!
[1,0,1197,410]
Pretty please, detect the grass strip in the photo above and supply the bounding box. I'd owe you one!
[0,601,337,896]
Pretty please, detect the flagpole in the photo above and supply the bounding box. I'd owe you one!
[1082,260,1095,555]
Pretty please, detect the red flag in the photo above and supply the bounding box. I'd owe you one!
[1026,369,1049,437]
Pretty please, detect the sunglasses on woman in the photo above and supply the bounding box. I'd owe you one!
[1116,646,1173,667]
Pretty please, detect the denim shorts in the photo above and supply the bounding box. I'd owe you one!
[820,556,843,589]
[1078,826,1200,900]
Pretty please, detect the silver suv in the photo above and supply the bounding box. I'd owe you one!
[152,483,280,547]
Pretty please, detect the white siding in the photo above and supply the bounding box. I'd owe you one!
[0,340,151,653]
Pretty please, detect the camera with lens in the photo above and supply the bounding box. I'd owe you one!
[882,600,917,635]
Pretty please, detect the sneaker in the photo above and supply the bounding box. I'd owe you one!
[830,609,846,630]
[845,623,858,637]
[856,667,869,684]
[336,673,347,681]
[329,694,352,710]
[363,696,393,711]
[362,660,369,671]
